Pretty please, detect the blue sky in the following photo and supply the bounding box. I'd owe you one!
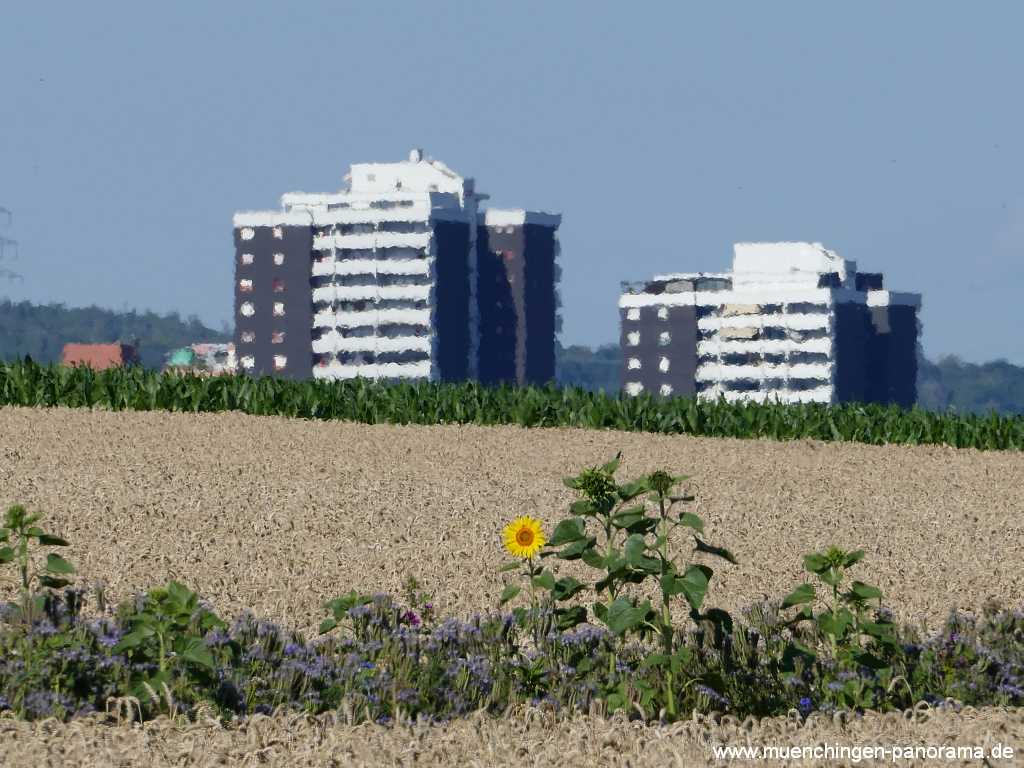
[1,2,1021,363]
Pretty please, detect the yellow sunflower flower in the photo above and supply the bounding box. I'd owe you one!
[503,516,545,559]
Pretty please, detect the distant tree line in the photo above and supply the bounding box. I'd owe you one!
[556,342,622,395]
[0,300,1020,415]
[916,355,1024,416]
[0,300,230,370]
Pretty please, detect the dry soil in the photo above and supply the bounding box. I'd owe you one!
[0,405,1022,766]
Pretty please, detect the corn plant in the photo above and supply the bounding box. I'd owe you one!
[1,359,1023,450]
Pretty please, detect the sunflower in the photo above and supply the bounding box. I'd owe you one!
[503,516,545,559]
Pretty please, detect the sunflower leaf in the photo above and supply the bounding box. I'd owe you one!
[547,518,586,546]
[532,570,556,591]
[555,536,597,561]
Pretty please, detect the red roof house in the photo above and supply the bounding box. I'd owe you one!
[61,343,140,370]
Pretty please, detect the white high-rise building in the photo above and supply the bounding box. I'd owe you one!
[231,150,561,383]
[619,242,921,406]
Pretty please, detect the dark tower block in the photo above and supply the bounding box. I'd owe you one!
[477,211,561,386]
[833,302,871,403]
[619,277,703,398]
[475,225,518,384]
[867,301,919,408]
[432,219,472,382]
[233,220,314,380]
[523,223,558,385]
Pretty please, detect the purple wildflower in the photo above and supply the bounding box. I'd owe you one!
[204,629,230,647]
[695,685,730,708]
[30,618,58,637]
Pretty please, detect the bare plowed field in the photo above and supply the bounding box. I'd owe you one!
[0,405,1022,765]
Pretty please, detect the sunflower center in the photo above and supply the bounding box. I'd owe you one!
[516,528,535,547]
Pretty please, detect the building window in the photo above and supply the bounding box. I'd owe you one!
[626,331,640,346]
[628,358,641,370]
[240,227,255,241]
[273,253,285,266]
[239,279,253,292]
[240,253,254,265]
[659,356,670,373]
[241,355,255,369]
[273,355,287,371]
[658,306,669,320]
[366,173,376,182]
[273,302,285,317]
[624,382,644,396]
[272,226,283,240]
[272,331,285,344]
[272,278,285,293]
[240,302,255,317]
[659,384,674,397]
[240,331,255,343]
[626,308,640,321]
[658,331,671,346]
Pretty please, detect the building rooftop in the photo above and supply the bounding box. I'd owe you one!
[279,149,482,212]
[731,242,857,288]
[481,209,562,228]
[61,343,138,370]
[620,242,921,309]
[234,150,566,231]
[347,148,472,199]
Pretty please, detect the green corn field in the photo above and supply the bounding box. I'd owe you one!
[0,359,1021,450]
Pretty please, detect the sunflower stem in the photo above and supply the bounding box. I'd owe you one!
[527,556,540,647]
